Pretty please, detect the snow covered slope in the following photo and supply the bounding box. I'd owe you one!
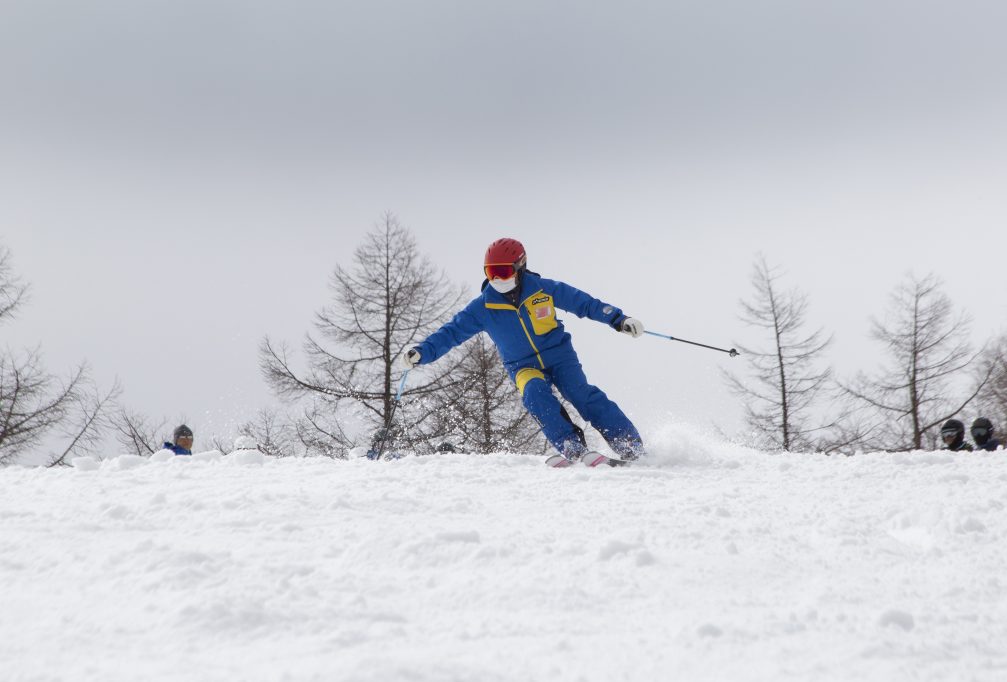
[3,427,1006,682]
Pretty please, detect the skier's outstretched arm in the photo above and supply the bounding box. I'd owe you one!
[545,279,644,338]
[402,301,484,368]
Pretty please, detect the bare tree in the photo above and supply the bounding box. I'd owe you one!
[428,335,546,453]
[724,256,833,451]
[843,273,993,451]
[260,214,463,457]
[0,246,29,323]
[110,408,167,456]
[975,336,1007,432]
[0,347,117,467]
[0,245,118,465]
[239,408,307,458]
[1,350,81,464]
[204,434,235,455]
[46,379,122,467]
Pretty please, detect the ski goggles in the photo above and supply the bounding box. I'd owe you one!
[484,263,517,280]
[940,428,959,439]
[972,427,989,438]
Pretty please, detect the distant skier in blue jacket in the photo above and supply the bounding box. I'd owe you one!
[162,424,194,456]
[402,238,645,467]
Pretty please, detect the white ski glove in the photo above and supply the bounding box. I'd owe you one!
[401,348,421,369]
[619,317,645,338]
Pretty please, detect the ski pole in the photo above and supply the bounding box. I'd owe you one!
[395,369,410,402]
[644,330,740,357]
[376,370,410,460]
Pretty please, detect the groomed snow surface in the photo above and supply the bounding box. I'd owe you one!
[3,425,1006,682]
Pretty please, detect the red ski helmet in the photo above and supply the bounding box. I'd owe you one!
[484,238,527,280]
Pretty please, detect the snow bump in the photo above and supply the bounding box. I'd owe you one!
[697,623,724,637]
[434,530,481,544]
[878,609,915,631]
[71,457,99,471]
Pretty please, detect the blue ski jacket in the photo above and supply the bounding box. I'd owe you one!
[415,272,625,377]
[162,442,192,456]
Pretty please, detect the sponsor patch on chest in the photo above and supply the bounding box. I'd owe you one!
[535,305,551,319]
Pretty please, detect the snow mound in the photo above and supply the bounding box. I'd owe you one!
[71,456,100,471]
[191,449,223,463]
[4,429,1006,682]
[232,435,258,451]
[101,454,148,470]
[232,449,266,465]
[150,449,175,462]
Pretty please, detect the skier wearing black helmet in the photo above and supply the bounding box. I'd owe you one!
[939,419,974,452]
[970,417,1002,451]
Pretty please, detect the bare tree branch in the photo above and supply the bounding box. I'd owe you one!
[0,246,29,325]
[110,408,167,456]
[972,339,1007,437]
[841,273,990,451]
[723,255,834,451]
[47,379,122,467]
[258,214,465,457]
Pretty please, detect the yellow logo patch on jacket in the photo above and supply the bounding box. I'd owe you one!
[524,293,557,335]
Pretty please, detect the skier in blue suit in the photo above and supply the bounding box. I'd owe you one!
[162,424,194,456]
[402,238,645,466]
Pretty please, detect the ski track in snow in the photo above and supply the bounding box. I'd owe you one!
[3,426,1007,682]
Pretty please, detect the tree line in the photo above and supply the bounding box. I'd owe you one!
[0,216,545,465]
[725,255,1006,453]
[3,224,1005,465]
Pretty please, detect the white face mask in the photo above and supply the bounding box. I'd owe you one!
[489,276,518,293]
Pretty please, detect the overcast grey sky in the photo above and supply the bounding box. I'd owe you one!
[2,1,1006,454]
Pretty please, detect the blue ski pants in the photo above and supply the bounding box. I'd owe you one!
[515,354,643,458]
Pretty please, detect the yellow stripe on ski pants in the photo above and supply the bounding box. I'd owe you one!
[515,368,546,396]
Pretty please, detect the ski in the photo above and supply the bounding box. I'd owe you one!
[545,452,629,468]
[545,454,576,468]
